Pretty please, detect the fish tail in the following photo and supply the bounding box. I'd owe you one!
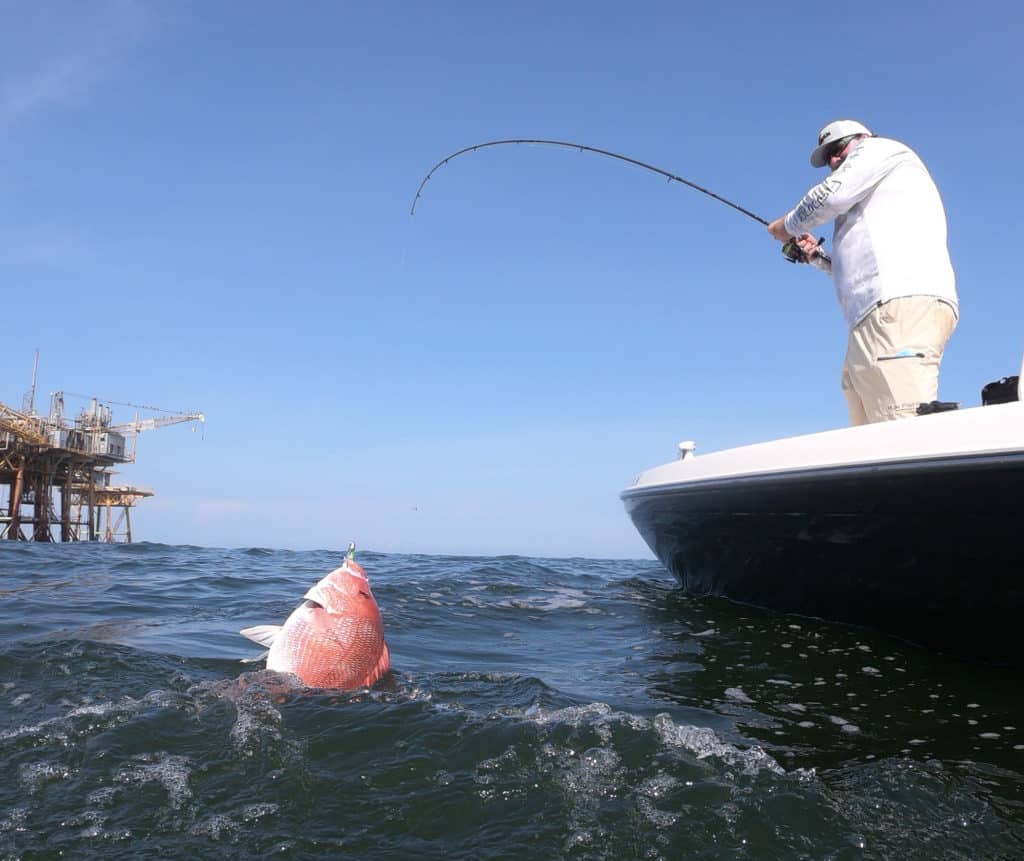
[239,624,282,648]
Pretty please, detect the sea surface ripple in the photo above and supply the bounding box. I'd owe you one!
[1,542,1023,860]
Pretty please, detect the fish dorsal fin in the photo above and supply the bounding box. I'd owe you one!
[239,624,282,648]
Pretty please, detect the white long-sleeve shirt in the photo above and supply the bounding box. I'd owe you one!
[783,136,957,331]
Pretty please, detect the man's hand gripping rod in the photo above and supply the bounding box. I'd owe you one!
[782,236,831,265]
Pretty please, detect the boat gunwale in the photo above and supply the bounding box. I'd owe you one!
[620,448,1024,500]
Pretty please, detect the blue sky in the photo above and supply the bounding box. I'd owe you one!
[2,1,1021,558]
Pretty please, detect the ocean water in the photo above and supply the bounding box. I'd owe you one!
[1,543,1022,860]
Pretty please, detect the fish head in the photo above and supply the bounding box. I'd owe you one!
[303,559,379,616]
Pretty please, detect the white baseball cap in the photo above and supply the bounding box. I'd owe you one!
[810,119,873,167]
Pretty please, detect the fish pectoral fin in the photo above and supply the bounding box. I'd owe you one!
[364,641,392,686]
[240,650,269,664]
[239,624,282,648]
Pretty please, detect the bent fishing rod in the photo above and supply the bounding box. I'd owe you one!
[410,138,827,265]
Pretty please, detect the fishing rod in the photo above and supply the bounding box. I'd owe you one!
[410,138,827,265]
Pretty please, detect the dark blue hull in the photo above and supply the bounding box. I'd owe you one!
[623,452,1024,660]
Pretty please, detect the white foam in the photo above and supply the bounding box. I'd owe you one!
[190,814,239,840]
[653,713,785,775]
[515,701,784,776]
[473,587,591,612]
[18,761,73,794]
[554,746,622,852]
[635,774,681,827]
[87,786,119,807]
[0,697,140,745]
[115,753,193,810]
[190,805,279,841]
[0,806,31,834]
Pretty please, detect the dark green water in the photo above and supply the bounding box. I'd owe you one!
[1,543,1022,859]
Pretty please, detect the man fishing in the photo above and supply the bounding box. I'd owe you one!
[767,120,959,425]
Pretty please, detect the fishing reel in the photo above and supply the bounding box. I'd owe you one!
[782,235,826,264]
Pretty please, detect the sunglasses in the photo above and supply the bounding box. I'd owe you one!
[822,136,856,164]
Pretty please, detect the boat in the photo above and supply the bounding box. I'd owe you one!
[621,371,1024,660]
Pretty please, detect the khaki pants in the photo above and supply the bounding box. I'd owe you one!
[842,296,958,425]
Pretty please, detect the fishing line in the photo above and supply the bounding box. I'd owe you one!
[410,138,770,225]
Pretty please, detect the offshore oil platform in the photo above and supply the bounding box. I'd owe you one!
[0,357,203,543]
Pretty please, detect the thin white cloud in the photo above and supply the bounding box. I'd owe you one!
[2,58,81,119]
[196,499,251,518]
[0,225,86,265]
[0,0,152,123]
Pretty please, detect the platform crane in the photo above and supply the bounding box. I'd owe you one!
[106,411,205,462]
[107,412,206,434]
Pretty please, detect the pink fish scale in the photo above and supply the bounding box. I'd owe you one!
[268,606,386,689]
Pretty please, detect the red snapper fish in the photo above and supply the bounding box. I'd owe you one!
[240,556,390,690]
